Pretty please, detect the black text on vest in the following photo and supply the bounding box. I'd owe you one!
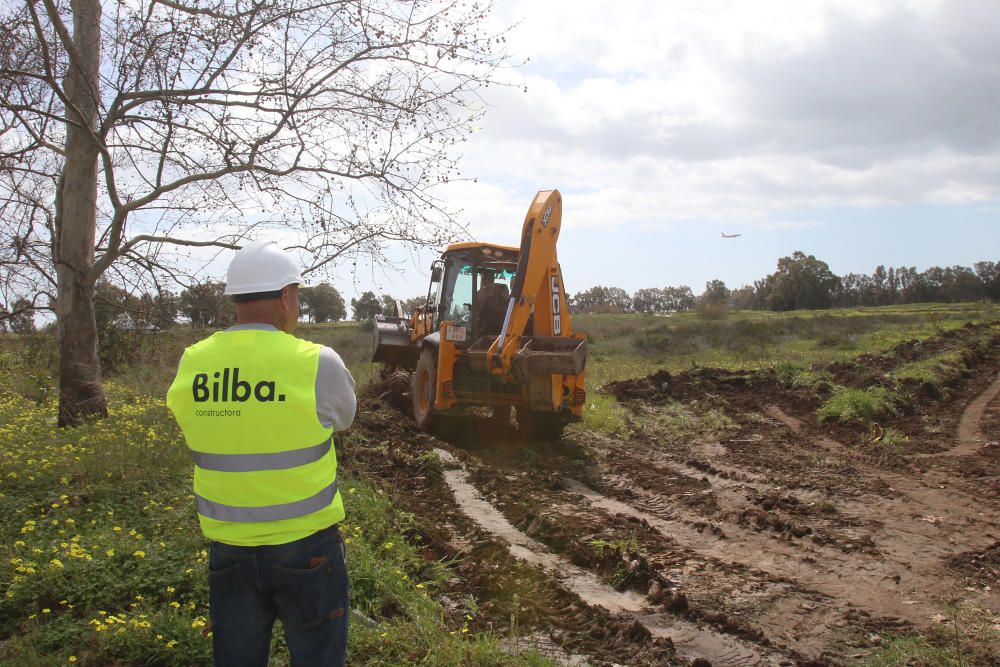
[192,369,287,403]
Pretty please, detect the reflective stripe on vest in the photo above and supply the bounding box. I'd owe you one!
[189,437,332,472]
[196,477,338,523]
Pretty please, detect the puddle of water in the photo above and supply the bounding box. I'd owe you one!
[434,448,780,666]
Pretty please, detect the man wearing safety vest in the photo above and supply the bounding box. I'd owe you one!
[167,240,356,666]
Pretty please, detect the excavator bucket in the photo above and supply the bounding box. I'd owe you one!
[511,336,587,382]
[372,315,419,369]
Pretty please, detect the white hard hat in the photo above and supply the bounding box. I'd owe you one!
[224,240,307,295]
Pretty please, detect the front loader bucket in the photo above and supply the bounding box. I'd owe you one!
[511,336,587,381]
[372,317,419,370]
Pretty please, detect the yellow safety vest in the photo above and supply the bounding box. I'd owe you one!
[166,329,344,546]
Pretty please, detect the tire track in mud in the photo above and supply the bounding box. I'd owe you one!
[565,478,928,622]
[434,448,788,667]
[953,372,1000,456]
[756,406,1000,605]
[619,453,877,548]
[666,441,986,561]
[580,409,1000,660]
[766,405,1000,532]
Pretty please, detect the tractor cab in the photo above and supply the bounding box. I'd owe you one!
[424,243,520,345]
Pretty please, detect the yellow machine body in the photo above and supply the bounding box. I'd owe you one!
[372,190,587,437]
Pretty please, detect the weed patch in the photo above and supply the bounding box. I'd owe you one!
[582,392,629,435]
[817,386,899,425]
[862,603,1000,667]
[889,350,965,398]
[0,356,554,665]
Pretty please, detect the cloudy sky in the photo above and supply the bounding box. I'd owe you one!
[346,0,1000,302]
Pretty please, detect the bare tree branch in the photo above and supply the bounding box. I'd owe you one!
[1,0,511,418]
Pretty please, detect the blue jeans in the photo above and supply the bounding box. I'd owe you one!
[208,525,349,667]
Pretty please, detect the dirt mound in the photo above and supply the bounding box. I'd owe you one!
[606,368,759,404]
[606,322,1000,448]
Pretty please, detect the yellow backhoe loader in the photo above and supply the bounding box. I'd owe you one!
[372,189,587,438]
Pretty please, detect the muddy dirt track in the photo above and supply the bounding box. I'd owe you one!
[346,323,1000,666]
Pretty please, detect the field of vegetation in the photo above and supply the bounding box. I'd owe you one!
[0,326,552,666]
[1,302,998,665]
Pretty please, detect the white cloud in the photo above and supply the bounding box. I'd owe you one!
[445,0,1000,237]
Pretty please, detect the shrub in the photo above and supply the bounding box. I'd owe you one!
[695,301,729,321]
[817,386,898,425]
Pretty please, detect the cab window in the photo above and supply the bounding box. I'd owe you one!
[442,262,474,323]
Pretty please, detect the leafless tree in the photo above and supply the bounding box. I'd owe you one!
[0,0,507,425]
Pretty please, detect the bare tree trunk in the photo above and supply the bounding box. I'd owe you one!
[55,0,106,426]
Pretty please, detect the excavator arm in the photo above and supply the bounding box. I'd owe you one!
[488,190,584,378]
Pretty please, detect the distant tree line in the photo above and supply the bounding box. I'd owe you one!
[351,291,427,321]
[1,282,431,332]
[0,280,353,334]
[5,255,996,330]
[567,253,1000,314]
[94,280,349,329]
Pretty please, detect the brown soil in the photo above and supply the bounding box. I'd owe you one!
[348,323,1000,666]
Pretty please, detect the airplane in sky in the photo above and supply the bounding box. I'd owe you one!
[721,232,742,238]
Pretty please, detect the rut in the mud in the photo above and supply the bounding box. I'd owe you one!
[349,401,681,667]
[435,448,787,667]
[955,371,1000,456]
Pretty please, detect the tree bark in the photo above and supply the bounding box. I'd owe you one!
[55,0,106,426]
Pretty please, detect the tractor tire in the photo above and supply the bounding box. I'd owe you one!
[411,347,437,432]
[516,407,566,440]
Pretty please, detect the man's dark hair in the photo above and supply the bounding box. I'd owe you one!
[231,289,284,303]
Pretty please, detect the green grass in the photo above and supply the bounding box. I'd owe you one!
[817,386,899,425]
[655,402,700,438]
[891,349,964,378]
[772,362,835,391]
[574,302,1000,381]
[644,400,736,447]
[0,337,553,666]
[859,604,1000,666]
[576,303,998,431]
[862,635,955,666]
[579,391,629,435]
[888,350,966,400]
